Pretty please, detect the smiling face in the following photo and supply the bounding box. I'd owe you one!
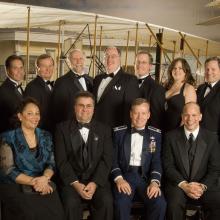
[7,59,25,83]
[69,50,85,75]
[171,61,186,82]
[18,103,40,130]
[37,57,54,80]
[135,53,152,77]
[104,47,121,73]
[130,103,150,129]
[74,97,94,123]
[205,60,220,83]
[182,103,202,132]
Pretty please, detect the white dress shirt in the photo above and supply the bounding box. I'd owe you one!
[204,81,217,97]
[97,66,120,102]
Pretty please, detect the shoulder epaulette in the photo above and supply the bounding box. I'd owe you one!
[113,125,127,132]
[148,126,161,133]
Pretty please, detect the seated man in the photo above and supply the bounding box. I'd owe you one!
[163,102,220,220]
[111,98,166,220]
[54,91,113,220]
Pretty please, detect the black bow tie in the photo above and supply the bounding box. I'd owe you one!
[78,122,90,129]
[138,78,146,84]
[103,73,114,79]
[46,80,54,87]
[75,74,85,79]
[131,127,145,136]
[16,84,22,89]
[205,82,212,90]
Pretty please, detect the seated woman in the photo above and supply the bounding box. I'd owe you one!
[0,97,64,220]
[164,58,197,131]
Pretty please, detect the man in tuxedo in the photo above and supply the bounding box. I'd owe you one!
[197,56,220,137]
[52,49,93,124]
[163,102,220,220]
[54,91,113,220]
[93,46,139,128]
[112,98,166,220]
[135,51,165,130]
[0,55,24,133]
[24,54,54,131]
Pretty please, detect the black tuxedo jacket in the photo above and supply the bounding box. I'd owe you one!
[93,68,139,127]
[0,78,23,133]
[24,76,52,131]
[163,126,220,190]
[51,71,93,125]
[54,119,113,187]
[139,75,165,129]
[197,81,220,136]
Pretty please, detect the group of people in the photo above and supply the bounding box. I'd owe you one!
[0,46,220,220]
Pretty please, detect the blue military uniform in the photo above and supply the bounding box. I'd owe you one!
[112,125,166,220]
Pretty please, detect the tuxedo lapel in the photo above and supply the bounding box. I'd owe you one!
[123,128,131,166]
[98,69,122,103]
[190,130,207,179]
[86,121,99,169]
[176,129,190,177]
[69,121,84,168]
[201,81,220,106]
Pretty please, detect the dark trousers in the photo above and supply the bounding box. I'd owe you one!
[165,184,220,220]
[61,185,113,220]
[113,171,166,220]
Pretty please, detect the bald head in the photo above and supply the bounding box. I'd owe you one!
[182,102,202,132]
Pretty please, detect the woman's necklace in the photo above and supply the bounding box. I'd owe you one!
[23,131,37,149]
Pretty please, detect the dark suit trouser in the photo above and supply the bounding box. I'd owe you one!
[61,185,113,220]
[165,185,220,220]
[113,172,166,220]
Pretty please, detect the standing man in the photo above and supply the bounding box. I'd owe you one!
[93,46,139,128]
[197,57,220,137]
[112,98,166,220]
[52,49,93,124]
[135,51,165,130]
[163,102,220,220]
[54,91,113,220]
[0,55,25,133]
[24,54,54,131]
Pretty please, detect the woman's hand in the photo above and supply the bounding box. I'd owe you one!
[32,176,50,193]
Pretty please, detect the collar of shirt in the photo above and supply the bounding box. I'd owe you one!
[106,66,120,76]
[210,81,218,88]
[138,74,149,79]
[8,77,20,86]
[184,126,199,140]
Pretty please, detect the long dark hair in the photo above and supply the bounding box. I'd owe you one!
[166,58,195,90]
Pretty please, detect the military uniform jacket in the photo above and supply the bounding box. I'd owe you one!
[111,125,162,184]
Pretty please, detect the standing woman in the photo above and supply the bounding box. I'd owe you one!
[164,58,197,131]
[0,97,64,220]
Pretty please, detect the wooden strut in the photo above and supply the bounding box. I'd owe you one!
[179,32,202,66]
[145,23,171,63]
[92,15,98,78]
[26,6,31,83]
[125,30,130,72]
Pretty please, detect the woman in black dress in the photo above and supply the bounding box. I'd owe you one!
[164,58,196,131]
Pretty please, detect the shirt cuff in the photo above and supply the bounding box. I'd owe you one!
[70,180,79,186]
[178,180,188,188]
[151,179,161,187]
[114,175,123,183]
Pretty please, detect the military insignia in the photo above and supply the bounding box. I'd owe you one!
[113,125,127,132]
[148,126,161,133]
[113,85,121,91]
[148,136,156,153]
[94,135,99,141]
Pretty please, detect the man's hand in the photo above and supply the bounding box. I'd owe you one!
[180,182,204,199]
[84,182,97,199]
[147,182,161,199]
[72,182,91,200]
[115,177,132,195]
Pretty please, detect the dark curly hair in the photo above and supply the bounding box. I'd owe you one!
[166,58,195,90]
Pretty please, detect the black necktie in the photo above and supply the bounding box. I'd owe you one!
[205,82,212,90]
[188,133,194,169]
[16,83,23,95]
[46,80,54,87]
[103,73,114,79]
[78,122,90,129]
[131,127,145,136]
[76,74,85,79]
